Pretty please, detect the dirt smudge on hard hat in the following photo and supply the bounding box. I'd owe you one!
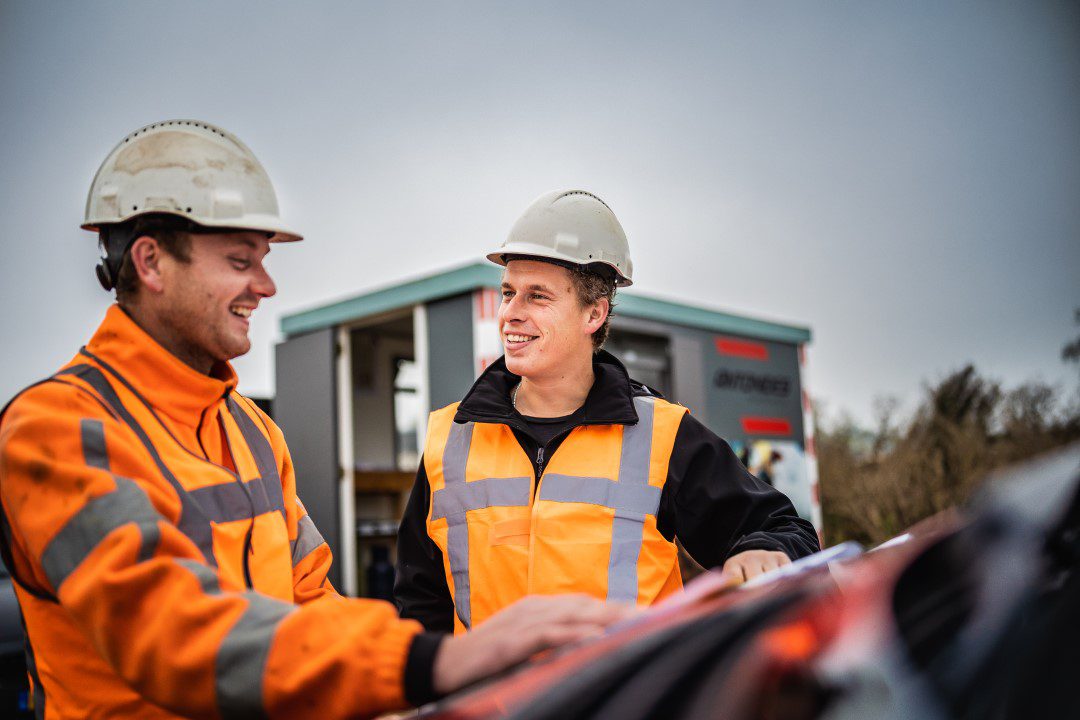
[114,131,242,175]
[27,460,49,484]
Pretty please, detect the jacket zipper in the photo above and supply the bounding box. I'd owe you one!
[535,446,545,478]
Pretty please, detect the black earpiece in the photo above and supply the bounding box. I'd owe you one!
[94,224,136,293]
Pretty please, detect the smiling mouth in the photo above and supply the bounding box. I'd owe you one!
[230,305,253,319]
[505,333,537,345]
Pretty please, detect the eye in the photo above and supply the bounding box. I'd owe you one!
[502,290,514,300]
[531,293,549,301]
[229,257,251,270]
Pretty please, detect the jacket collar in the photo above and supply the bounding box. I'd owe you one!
[454,350,640,426]
[81,304,238,428]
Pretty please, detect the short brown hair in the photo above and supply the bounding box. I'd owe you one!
[114,215,193,305]
[569,265,617,351]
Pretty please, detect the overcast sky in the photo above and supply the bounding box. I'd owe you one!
[1,1,1077,427]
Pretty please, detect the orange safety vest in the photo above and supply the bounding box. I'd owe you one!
[424,395,688,634]
[0,306,419,719]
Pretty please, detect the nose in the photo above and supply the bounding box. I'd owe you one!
[251,262,277,299]
[500,291,526,323]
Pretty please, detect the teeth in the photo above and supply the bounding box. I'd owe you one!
[230,306,252,318]
[506,334,535,343]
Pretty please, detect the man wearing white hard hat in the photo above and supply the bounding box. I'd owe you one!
[0,125,628,719]
[395,190,820,634]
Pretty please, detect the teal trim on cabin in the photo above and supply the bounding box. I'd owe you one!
[281,262,811,344]
[280,263,502,336]
[613,293,811,344]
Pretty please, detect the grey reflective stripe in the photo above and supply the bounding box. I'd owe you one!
[226,397,286,519]
[79,419,160,562]
[431,476,532,521]
[174,557,221,595]
[536,397,658,603]
[608,397,656,602]
[57,364,217,566]
[39,476,162,591]
[216,593,295,719]
[80,419,110,471]
[538,475,660,514]
[440,422,474,629]
[433,421,531,628]
[290,513,325,566]
[188,477,282,524]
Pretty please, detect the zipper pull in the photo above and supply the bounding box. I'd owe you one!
[536,446,545,475]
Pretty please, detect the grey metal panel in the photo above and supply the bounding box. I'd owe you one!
[274,328,341,588]
[701,333,804,444]
[426,293,476,412]
[671,333,707,423]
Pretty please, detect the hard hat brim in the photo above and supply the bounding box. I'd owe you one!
[486,243,632,287]
[82,211,303,243]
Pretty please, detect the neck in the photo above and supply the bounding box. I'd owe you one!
[120,302,215,375]
[515,355,595,418]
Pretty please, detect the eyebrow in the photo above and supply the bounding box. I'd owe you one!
[230,236,269,255]
[502,282,554,294]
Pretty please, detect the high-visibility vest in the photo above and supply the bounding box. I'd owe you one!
[0,306,420,719]
[424,395,688,634]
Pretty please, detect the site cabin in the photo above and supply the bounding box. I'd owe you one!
[274,262,821,597]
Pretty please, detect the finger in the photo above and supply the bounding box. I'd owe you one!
[538,596,634,626]
[516,622,607,660]
[741,563,763,580]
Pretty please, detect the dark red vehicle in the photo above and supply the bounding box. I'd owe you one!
[418,444,1080,720]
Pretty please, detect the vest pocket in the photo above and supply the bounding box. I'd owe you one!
[489,518,530,547]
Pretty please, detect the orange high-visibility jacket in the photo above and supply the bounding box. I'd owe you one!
[424,395,688,634]
[0,306,422,719]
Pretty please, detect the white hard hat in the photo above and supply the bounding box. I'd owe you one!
[487,189,634,287]
[83,119,301,242]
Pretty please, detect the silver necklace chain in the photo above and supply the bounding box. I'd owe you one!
[511,382,521,410]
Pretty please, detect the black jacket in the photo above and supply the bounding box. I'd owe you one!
[394,351,820,633]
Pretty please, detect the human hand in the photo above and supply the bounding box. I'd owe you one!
[432,594,635,695]
[722,549,791,582]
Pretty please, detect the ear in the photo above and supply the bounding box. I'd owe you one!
[128,235,166,294]
[584,297,610,335]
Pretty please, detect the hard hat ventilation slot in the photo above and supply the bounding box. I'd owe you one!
[558,190,612,210]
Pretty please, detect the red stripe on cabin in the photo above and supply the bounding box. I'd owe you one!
[741,417,792,436]
[715,337,769,361]
[476,288,500,320]
[474,290,485,320]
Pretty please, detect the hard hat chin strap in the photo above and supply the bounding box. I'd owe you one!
[95,223,138,292]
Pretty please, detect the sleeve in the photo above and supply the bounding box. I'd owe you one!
[243,400,338,606]
[0,381,424,719]
[289,496,337,605]
[393,456,455,634]
[656,413,821,568]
